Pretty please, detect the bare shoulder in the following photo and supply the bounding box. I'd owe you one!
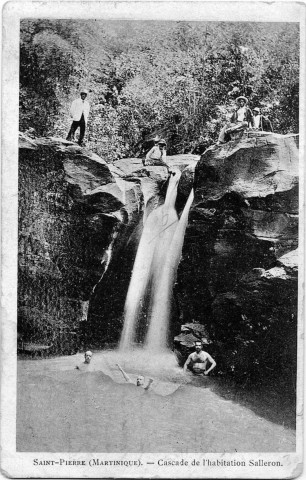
[203,351,215,361]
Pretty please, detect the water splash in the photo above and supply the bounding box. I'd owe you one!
[120,169,194,353]
[119,170,180,350]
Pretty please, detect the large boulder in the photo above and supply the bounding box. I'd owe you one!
[18,135,121,352]
[195,133,298,200]
[18,134,198,351]
[18,129,299,387]
[174,132,299,385]
[85,153,199,344]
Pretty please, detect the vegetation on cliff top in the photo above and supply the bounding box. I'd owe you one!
[20,20,299,161]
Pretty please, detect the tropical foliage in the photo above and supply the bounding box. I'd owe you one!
[20,20,299,160]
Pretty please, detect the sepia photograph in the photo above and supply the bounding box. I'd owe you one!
[1,1,304,478]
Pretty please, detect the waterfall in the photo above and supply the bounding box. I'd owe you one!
[145,186,194,352]
[119,169,194,352]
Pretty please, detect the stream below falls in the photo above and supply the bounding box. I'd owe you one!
[17,349,295,452]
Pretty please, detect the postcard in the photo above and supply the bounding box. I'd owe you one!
[1,1,304,478]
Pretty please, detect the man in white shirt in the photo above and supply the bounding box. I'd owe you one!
[66,89,90,146]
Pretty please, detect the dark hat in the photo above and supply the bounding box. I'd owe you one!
[236,96,248,104]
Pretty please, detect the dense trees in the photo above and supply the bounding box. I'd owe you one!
[20,20,299,159]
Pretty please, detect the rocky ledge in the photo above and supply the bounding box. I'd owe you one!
[18,131,299,389]
[174,132,299,385]
[18,134,198,352]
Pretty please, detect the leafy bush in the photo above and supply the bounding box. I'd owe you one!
[20,20,299,159]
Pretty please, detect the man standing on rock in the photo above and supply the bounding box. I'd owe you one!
[66,89,90,146]
[183,341,216,376]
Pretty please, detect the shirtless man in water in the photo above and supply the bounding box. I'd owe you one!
[183,341,216,375]
[116,364,154,390]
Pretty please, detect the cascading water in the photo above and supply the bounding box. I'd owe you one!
[145,186,194,352]
[119,169,194,352]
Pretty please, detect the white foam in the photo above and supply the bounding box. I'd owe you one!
[120,169,194,353]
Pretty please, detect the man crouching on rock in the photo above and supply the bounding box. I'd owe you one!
[183,341,216,376]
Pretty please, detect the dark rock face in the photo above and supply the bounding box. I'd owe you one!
[18,137,120,352]
[175,133,299,387]
[18,134,198,351]
[84,154,199,346]
[18,131,298,392]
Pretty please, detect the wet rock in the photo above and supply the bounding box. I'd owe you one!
[174,322,211,346]
[208,247,298,379]
[18,130,299,379]
[195,133,298,201]
[84,183,124,212]
[173,323,214,367]
[167,154,200,171]
[277,248,298,273]
[18,134,198,351]
[175,133,299,383]
[18,135,122,351]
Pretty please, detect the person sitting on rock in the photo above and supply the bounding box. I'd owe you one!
[116,363,154,390]
[218,96,254,144]
[66,88,90,146]
[183,341,216,376]
[144,139,167,166]
[252,107,273,132]
[142,135,160,166]
[75,350,93,370]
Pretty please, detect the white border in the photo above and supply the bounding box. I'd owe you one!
[1,1,305,478]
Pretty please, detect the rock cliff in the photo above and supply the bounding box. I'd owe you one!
[18,132,298,387]
[18,134,198,351]
[175,132,299,385]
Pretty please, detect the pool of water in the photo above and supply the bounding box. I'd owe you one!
[17,349,295,453]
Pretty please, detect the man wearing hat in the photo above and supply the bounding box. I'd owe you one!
[218,96,254,144]
[144,138,167,166]
[231,96,254,126]
[66,89,90,146]
[252,107,273,132]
